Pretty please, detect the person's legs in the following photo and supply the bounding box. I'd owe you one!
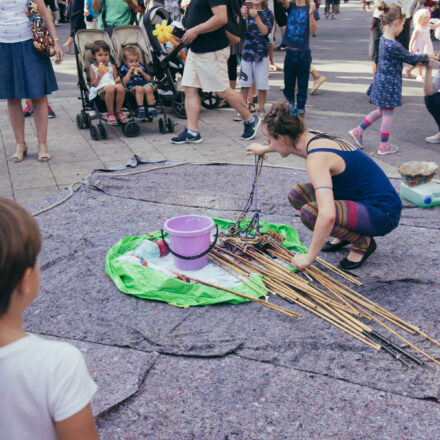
[283,50,297,107]
[310,64,326,95]
[299,200,373,263]
[296,51,312,112]
[378,107,397,154]
[144,85,155,107]
[104,85,116,114]
[258,89,266,112]
[424,93,440,141]
[240,86,250,104]
[288,183,316,210]
[217,87,251,120]
[134,85,144,106]
[7,99,26,145]
[114,84,125,113]
[184,86,202,131]
[349,107,382,148]
[32,96,48,144]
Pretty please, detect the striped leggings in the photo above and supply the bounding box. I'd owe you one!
[288,183,374,255]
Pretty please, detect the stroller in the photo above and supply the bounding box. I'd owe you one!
[74,29,141,140]
[112,25,174,134]
[141,6,220,119]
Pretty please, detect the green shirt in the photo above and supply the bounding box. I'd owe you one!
[97,0,132,28]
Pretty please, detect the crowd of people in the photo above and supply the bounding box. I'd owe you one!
[1,1,440,439]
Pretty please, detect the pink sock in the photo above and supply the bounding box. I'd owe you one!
[359,108,382,131]
[379,108,393,150]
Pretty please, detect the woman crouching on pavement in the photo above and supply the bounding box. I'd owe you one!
[246,102,402,271]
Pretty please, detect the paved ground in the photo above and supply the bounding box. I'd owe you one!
[1,1,439,206]
[3,4,440,439]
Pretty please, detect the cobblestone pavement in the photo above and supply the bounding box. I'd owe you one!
[1,1,439,206]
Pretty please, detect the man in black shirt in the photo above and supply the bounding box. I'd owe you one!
[171,0,261,144]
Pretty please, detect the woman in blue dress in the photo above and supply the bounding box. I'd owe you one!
[349,2,438,156]
[0,0,63,162]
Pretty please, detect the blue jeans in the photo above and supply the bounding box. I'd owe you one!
[425,92,440,131]
[283,49,312,111]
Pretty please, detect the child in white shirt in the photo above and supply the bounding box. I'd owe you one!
[0,197,99,440]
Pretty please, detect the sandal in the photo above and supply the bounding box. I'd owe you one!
[107,112,118,126]
[116,111,129,124]
[37,144,51,162]
[247,102,256,113]
[11,143,28,163]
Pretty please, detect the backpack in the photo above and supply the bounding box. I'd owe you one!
[225,0,246,45]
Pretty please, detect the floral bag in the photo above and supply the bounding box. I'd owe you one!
[27,1,55,58]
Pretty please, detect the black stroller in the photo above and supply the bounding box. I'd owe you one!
[141,6,220,119]
[74,29,141,140]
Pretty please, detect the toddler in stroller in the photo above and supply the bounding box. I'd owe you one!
[74,29,141,140]
[120,45,158,121]
[88,40,128,126]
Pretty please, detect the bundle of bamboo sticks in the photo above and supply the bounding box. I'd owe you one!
[180,233,440,367]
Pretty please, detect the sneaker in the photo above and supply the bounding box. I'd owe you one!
[24,105,33,117]
[241,115,261,141]
[425,134,440,144]
[48,107,56,119]
[138,109,146,121]
[233,112,242,121]
[348,128,364,149]
[310,75,326,95]
[148,109,160,118]
[275,44,287,51]
[377,144,399,155]
[170,128,202,144]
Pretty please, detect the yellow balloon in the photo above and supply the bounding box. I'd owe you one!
[152,19,173,44]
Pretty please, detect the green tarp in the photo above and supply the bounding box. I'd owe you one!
[105,218,307,307]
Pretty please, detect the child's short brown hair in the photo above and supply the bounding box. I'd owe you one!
[0,198,41,315]
[123,45,140,60]
[91,40,111,55]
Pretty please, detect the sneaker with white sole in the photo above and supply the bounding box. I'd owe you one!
[425,134,440,144]
[171,128,202,144]
[241,115,261,140]
[377,144,399,155]
[348,128,364,149]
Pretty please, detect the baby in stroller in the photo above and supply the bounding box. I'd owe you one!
[120,45,158,120]
[88,40,129,126]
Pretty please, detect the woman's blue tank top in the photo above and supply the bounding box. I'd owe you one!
[307,146,402,226]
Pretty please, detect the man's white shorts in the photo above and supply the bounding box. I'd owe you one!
[181,47,230,92]
[237,57,270,90]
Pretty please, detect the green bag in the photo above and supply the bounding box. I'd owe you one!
[105,218,307,307]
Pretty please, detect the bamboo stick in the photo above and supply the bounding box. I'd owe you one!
[170,271,301,319]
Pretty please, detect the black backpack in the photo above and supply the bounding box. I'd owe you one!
[225,0,246,45]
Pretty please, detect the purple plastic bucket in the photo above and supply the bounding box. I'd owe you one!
[163,215,215,270]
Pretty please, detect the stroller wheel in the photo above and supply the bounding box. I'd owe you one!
[200,92,221,110]
[98,124,107,140]
[76,112,92,129]
[90,124,100,141]
[158,117,167,134]
[76,113,84,129]
[172,91,187,119]
[123,121,140,138]
[166,117,174,133]
[83,113,92,129]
